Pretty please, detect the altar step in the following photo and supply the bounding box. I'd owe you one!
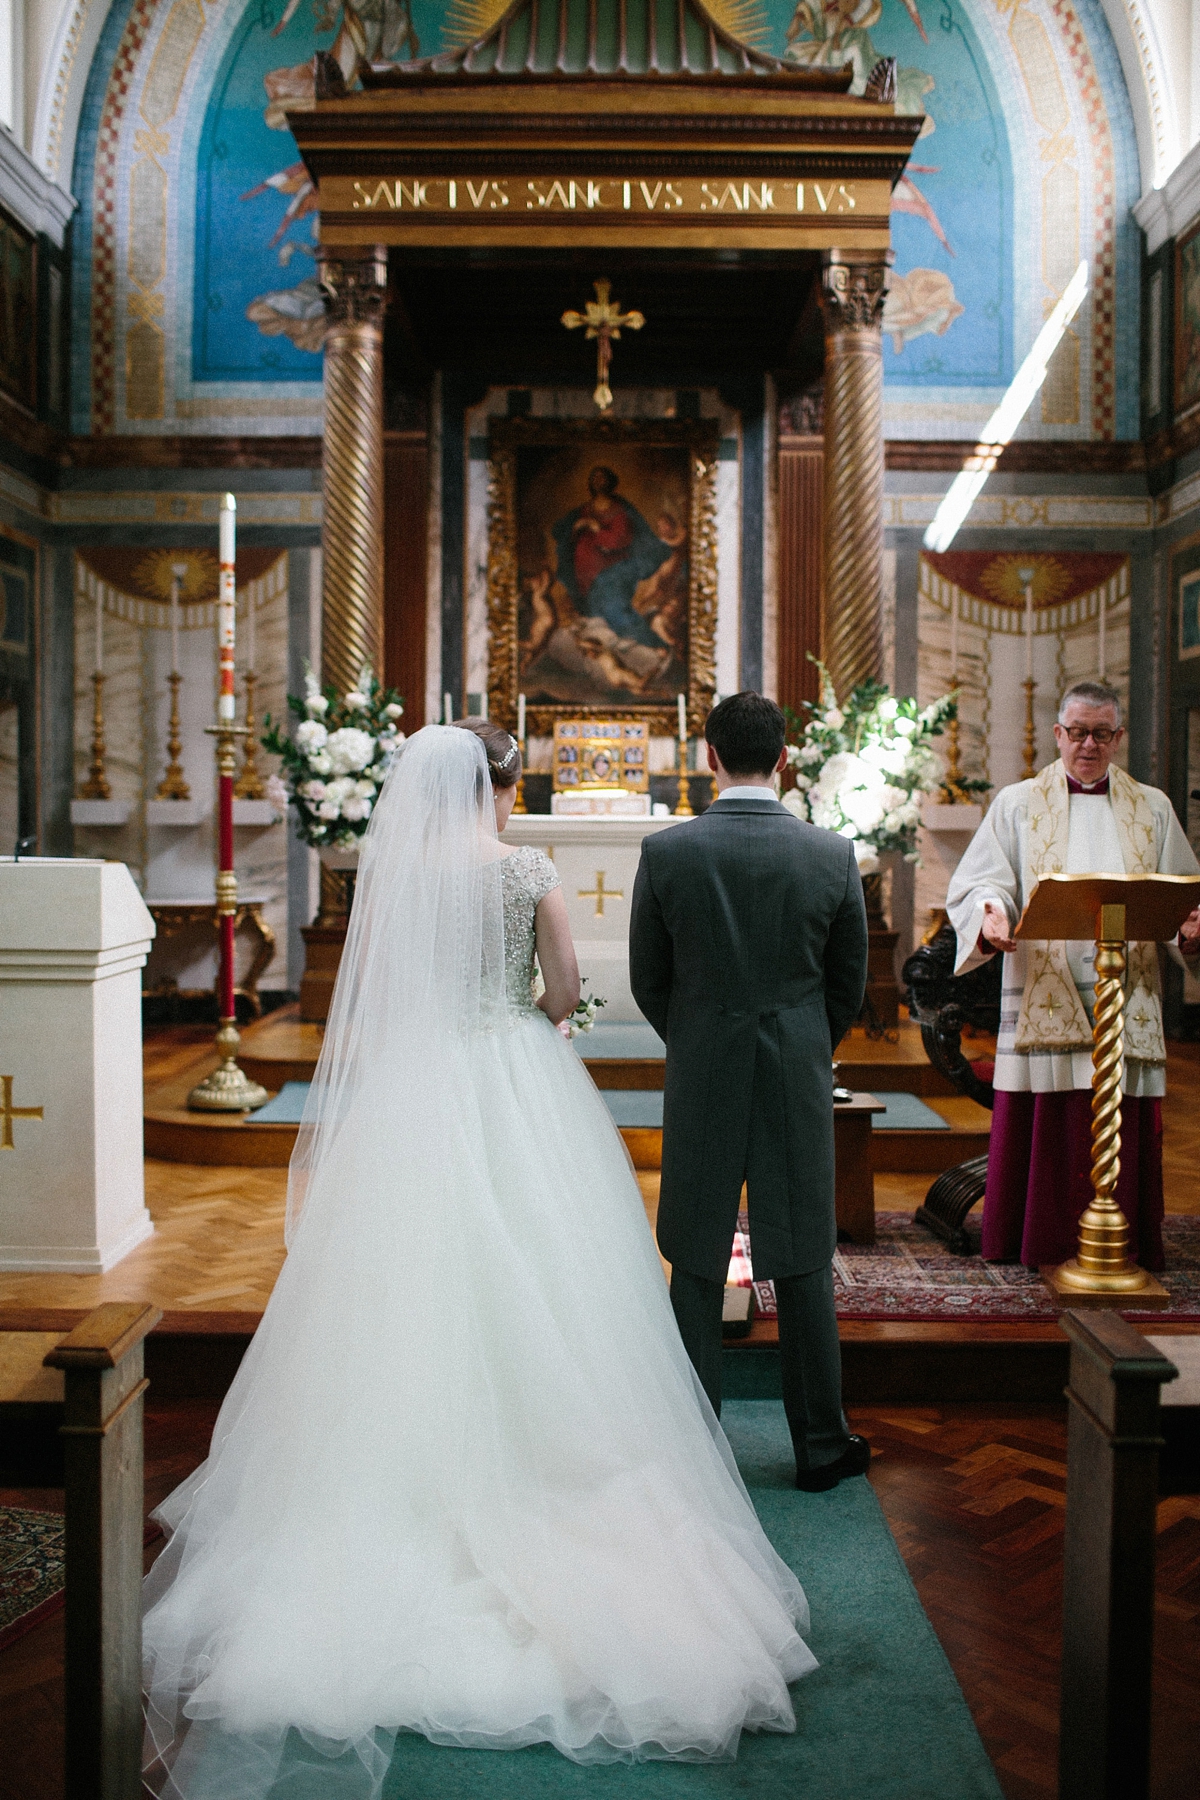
[232,1007,968,1098]
[144,1017,990,1172]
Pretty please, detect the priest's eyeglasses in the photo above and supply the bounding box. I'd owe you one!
[1061,725,1119,744]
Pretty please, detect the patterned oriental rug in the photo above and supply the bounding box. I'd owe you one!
[732,1213,1200,1325]
[0,1507,66,1652]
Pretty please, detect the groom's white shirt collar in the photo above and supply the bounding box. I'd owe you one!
[714,784,779,801]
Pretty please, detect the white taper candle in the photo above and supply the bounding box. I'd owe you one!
[169,570,181,674]
[444,691,453,725]
[95,587,103,674]
[1097,592,1106,680]
[517,692,526,744]
[1024,583,1034,680]
[218,493,236,722]
[949,595,959,682]
[677,692,687,744]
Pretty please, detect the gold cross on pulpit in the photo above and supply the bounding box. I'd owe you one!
[0,1074,44,1150]
[578,872,625,918]
[561,279,645,411]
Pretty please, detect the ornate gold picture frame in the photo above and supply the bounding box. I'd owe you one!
[486,417,719,738]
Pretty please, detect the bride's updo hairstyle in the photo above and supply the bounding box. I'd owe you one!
[452,717,522,789]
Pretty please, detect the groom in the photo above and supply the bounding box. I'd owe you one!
[629,692,871,1491]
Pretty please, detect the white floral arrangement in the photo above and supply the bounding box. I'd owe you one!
[782,668,959,874]
[261,663,404,850]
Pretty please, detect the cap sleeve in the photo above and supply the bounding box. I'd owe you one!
[527,847,561,908]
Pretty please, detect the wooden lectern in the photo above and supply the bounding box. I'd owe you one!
[1015,872,1200,1306]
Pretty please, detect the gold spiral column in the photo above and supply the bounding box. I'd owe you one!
[314,249,388,928]
[818,251,892,701]
[319,248,388,694]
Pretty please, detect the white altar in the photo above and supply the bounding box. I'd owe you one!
[501,815,680,1020]
[0,857,155,1272]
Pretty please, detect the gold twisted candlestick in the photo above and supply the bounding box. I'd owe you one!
[155,670,191,801]
[1022,677,1038,779]
[1052,904,1157,1297]
[939,711,973,804]
[511,720,528,814]
[79,671,111,799]
[234,670,266,800]
[674,737,694,817]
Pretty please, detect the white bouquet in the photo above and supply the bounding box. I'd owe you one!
[783,667,958,874]
[262,663,404,850]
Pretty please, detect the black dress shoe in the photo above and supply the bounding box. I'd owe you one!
[794,1434,872,1493]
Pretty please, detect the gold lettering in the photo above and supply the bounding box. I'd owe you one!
[448,180,457,208]
[664,184,683,208]
[547,180,575,208]
[795,183,804,211]
[396,181,428,208]
[585,181,605,209]
[641,181,665,210]
[490,180,509,208]
[746,183,775,211]
[812,182,832,213]
[623,180,632,210]
[352,180,373,209]
[525,180,546,209]
[837,183,856,211]
[468,179,491,208]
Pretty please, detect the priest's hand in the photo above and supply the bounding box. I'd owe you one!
[1180,906,1200,955]
[980,901,1018,955]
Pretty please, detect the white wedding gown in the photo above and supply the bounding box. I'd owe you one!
[142,728,816,1800]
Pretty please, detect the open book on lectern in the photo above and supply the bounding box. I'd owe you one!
[1014,871,1200,943]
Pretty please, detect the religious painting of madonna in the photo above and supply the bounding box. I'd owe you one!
[486,419,718,737]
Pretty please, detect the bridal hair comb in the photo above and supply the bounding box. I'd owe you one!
[489,737,520,774]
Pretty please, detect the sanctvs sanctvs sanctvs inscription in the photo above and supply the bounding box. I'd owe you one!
[333,177,873,218]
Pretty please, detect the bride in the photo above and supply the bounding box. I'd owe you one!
[142,721,817,1799]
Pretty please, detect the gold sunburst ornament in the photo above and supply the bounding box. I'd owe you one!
[561,279,645,411]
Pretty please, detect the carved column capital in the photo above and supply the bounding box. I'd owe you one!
[318,249,389,330]
[819,251,893,336]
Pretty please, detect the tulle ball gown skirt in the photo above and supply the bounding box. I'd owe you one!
[142,1011,816,1799]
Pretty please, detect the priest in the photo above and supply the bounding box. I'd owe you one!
[946,680,1200,1268]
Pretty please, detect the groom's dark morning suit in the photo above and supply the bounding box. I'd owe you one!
[629,795,869,1472]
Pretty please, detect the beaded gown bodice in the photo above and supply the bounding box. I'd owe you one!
[500,845,561,1013]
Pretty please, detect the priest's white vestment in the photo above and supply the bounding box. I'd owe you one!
[946,759,1199,1265]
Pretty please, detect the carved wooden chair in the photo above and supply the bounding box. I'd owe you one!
[901,919,1001,1253]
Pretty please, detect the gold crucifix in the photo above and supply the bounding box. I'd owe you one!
[561,279,645,411]
[578,872,625,918]
[0,1074,44,1150]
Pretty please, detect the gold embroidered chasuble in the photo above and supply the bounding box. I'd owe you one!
[1015,761,1163,1063]
[945,759,1200,1096]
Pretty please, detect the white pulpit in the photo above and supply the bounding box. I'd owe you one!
[501,815,680,1021]
[0,857,156,1272]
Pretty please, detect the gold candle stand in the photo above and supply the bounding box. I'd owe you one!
[1022,677,1037,779]
[674,736,694,817]
[511,724,528,814]
[155,670,191,801]
[79,672,111,800]
[234,670,266,800]
[939,710,972,805]
[188,722,269,1113]
[1046,901,1167,1305]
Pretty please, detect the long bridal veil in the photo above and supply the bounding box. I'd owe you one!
[142,725,815,1800]
[285,724,506,1244]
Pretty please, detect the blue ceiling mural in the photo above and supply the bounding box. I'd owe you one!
[69,0,1139,435]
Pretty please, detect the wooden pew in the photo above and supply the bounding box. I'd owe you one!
[44,1302,162,1800]
[1058,1309,1178,1800]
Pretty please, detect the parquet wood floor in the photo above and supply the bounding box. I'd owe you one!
[855,1402,1200,1800]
